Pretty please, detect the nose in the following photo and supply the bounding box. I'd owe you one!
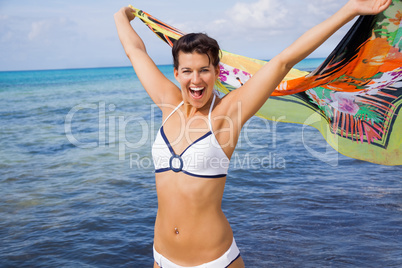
[191,71,201,84]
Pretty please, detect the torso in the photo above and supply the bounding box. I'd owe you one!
[152,94,241,266]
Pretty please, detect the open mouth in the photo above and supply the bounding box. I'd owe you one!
[189,87,205,99]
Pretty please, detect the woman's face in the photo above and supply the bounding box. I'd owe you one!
[174,51,219,109]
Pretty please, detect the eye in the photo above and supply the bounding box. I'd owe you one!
[201,68,209,72]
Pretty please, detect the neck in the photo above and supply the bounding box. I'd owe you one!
[182,95,215,118]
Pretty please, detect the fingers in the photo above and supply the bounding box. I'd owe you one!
[374,0,392,13]
[353,0,392,16]
[374,0,392,14]
[123,6,136,21]
[381,0,392,11]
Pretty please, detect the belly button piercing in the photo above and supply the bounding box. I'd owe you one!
[174,228,179,234]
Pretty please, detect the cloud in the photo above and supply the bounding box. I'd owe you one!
[28,17,73,42]
[0,13,87,70]
[306,0,344,17]
[195,0,349,59]
[202,0,293,39]
[28,21,49,41]
[0,0,130,70]
[207,0,347,36]
[0,0,351,71]
[228,0,291,30]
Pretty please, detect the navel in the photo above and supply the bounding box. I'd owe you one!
[174,228,179,235]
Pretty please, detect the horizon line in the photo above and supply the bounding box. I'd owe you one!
[0,57,326,73]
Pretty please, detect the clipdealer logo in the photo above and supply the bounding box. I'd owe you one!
[64,100,337,168]
[128,151,285,170]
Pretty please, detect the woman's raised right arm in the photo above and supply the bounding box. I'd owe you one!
[114,7,180,106]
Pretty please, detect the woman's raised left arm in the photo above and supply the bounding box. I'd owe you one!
[226,0,392,125]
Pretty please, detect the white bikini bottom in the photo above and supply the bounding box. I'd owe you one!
[153,238,240,268]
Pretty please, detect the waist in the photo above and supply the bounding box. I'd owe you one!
[154,172,230,260]
[154,207,233,265]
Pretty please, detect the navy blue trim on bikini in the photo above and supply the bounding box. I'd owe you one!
[182,170,226,178]
[156,127,226,178]
[155,168,226,178]
[155,168,171,173]
[156,94,227,178]
[160,126,213,157]
[179,131,212,156]
[225,253,241,268]
[160,126,175,155]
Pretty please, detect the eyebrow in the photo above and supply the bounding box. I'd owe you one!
[180,66,210,70]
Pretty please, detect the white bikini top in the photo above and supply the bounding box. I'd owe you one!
[152,95,229,178]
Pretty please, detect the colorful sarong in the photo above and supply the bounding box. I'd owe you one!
[130,1,402,165]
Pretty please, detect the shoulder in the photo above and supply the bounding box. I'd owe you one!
[212,92,240,119]
[211,93,242,130]
[156,87,183,112]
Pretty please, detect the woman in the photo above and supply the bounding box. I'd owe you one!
[114,1,391,267]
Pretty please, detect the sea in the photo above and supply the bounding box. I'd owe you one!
[1,59,401,267]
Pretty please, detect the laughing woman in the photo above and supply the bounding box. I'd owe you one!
[114,1,391,267]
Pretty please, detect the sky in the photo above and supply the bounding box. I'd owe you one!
[0,0,354,71]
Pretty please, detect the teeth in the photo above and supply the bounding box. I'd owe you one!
[190,87,204,91]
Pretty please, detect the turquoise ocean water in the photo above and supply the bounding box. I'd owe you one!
[1,59,401,267]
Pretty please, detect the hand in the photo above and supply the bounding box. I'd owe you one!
[347,0,392,16]
[124,6,136,21]
[115,6,136,22]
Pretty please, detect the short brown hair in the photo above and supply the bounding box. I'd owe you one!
[172,33,221,69]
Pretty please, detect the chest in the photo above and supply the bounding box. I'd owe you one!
[160,112,239,158]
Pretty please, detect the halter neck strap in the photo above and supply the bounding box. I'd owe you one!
[161,94,217,130]
[162,101,184,126]
[208,94,216,131]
